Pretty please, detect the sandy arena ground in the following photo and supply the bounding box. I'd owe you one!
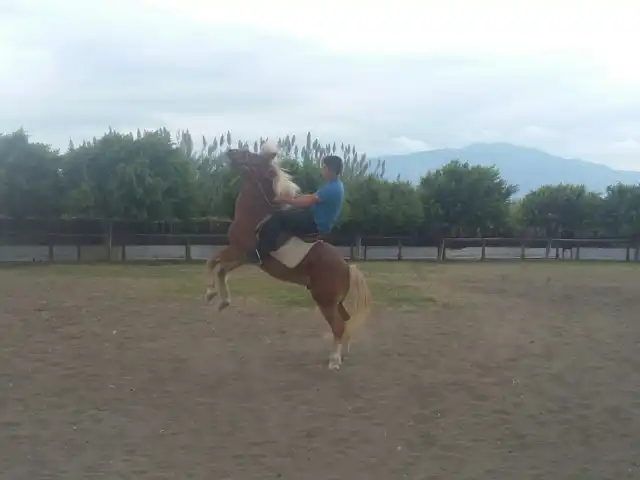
[1,261,639,479]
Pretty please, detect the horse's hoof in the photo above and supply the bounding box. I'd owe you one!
[218,300,231,311]
[328,357,342,370]
[205,289,217,303]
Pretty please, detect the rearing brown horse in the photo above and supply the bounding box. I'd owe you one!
[205,145,372,370]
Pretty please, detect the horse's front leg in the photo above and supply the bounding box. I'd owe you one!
[205,246,245,310]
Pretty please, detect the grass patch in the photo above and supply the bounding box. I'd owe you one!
[369,281,436,309]
[2,262,436,309]
[7,259,635,310]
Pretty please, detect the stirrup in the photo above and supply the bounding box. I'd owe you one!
[247,249,263,265]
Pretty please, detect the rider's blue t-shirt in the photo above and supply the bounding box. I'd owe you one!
[312,178,344,233]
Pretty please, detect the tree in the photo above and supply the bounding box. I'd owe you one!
[0,129,64,219]
[340,176,388,235]
[62,128,199,221]
[418,160,517,237]
[6,124,640,241]
[518,184,602,237]
[601,183,640,238]
[340,176,423,235]
[176,130,238,219]
[276,132,386,181]
[278,156,323,194]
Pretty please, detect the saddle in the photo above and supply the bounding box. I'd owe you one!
[255,214,329,246]
[254,214,329,269]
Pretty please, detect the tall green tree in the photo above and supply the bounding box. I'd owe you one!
[0,129,64,218]
[278,156,323,193]
[341,176,423,235]
[518,184,602,237]
[418,160,517,237]
[63,128,198,221]
[275,132,386,181]
[6,124,640,241]
[601,183,640,238]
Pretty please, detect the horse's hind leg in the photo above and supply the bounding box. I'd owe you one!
[338,302,351,321]
[216,264,232,311]
[205,246,243,310]
[337,302,352,355]
[317,302,345,370]
[215,259,245,311]
[205,253,222,303]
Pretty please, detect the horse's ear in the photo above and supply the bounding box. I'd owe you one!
[260,141,278,164]
[260,141,278,157]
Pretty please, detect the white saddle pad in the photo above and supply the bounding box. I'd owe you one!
[271,237,317,268]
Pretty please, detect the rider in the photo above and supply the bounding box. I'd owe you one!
[248,154,345,265]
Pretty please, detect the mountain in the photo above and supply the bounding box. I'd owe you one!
[379,142,640,195]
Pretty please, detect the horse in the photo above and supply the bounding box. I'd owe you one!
[204,145,372,370]
[559,228,575,260]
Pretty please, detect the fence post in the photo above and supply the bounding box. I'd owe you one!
[625,246,631,261]
[440,239,447,261]
[355,235,362,261]
[545,239,551,259]
[481,238,486,261]
[520,241,526,260]
[47,234,54,263]
[397,239,403,260]
[121,245,126,262]
[634,244,639,262]
[105,220,113,262]
[575,244,581,260]
[185,237,192,261]
[76,244,82,262]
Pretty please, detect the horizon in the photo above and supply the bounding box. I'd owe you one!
[7,125,640,174]
[378,142,640,173]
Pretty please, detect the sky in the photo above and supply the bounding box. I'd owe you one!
[2,0,640,169]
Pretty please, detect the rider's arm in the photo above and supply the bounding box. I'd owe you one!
[282,182,334,207]
[283,194,319,208]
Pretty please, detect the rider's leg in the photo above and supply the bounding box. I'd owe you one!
[249,209,318,264]
[278,208,318,237]
[246,211,285,264]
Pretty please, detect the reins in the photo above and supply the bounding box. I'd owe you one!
[242,165,279,209]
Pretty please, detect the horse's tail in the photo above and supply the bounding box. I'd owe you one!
[344,264,372,340]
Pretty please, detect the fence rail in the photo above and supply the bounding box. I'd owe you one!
[1,234,639,263]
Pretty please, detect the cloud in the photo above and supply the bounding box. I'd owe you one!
[390,137,432,153]
[1,0,640,170]
[521,126,558,139]
[609,139,640,154]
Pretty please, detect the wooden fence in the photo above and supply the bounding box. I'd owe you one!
[1,233,639,263]
[439,237,640,262]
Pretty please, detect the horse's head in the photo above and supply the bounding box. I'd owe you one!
[226,146,274,179]
[226,142,299,205]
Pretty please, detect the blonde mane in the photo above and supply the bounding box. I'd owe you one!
[272,163,300,199]
[260,141,300,200]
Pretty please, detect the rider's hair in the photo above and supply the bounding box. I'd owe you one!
[322,155,343,176]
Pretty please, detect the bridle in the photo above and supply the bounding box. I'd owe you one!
[230,149,281,209]
[241,164,279,209]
